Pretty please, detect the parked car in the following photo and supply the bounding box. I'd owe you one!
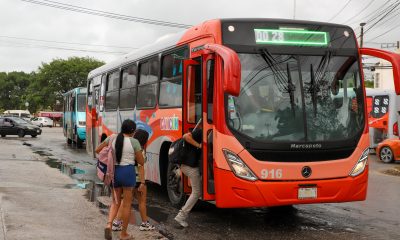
[0,116,42,138]
[376,138,400,163]
[31,117,53,127]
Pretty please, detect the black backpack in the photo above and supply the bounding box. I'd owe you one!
[168,137,201,167]
[168,138,186,164]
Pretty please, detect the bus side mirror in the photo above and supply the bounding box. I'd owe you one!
[360,48,400,94]
[204,44,241,97]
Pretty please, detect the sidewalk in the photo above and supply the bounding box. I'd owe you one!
[0,138,164,240]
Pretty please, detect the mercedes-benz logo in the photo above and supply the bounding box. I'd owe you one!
[301,166,312,178]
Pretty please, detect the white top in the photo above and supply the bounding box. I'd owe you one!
[106,135,142,166]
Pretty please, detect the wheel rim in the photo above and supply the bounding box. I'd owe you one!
[167,164,183,199]
[380,147,393,162]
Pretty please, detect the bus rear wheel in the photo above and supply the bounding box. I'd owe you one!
[167,161,186,209]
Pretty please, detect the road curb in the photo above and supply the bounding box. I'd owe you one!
[0,198,7,240]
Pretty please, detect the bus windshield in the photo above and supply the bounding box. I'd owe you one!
[77,94,86,112]
[227,52,364,143]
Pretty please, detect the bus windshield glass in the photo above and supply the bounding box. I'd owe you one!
[227,53,364,143]
[77,94,86,112]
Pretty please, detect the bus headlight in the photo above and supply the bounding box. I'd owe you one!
[223,149,257,181]
[350,148,369,177]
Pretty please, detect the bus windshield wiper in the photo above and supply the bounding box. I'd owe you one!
[286,63,296,117]
[261,49,296,115]
[310,64,317,116]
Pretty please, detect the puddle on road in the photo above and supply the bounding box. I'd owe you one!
[382,166,400,177]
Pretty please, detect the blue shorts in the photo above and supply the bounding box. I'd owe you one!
[114,165,136,188]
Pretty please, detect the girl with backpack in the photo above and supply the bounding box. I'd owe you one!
[112,129,155,231]
[95,119,144,240]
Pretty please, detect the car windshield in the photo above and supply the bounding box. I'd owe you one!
[9,117,29,124]
[227,53,364,142]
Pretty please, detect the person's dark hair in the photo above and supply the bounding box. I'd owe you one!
[133,129,149,148]
[115,119,136,164]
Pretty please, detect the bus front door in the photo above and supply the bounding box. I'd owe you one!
[91,85,101,156]
[182,57,203,196]
[182,54,216,201]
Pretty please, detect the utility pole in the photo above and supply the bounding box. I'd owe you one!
[360,22,366,48]
[293,0,296,19]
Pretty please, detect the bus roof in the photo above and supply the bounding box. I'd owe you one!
[88,30,186,79]
[63,87,87,96]
[88,18,351,79]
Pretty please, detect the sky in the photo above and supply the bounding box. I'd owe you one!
[0,0,398,72]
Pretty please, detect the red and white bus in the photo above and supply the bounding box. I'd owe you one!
[86,19,400,208]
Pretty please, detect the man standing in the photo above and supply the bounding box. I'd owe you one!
[174,123,202,228]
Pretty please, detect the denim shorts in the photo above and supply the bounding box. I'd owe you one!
[114,165,136,188]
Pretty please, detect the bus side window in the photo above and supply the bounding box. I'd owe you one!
[137,57,158,109]
[105,71,119,111]
[120,64,137,110]
[159,49,187,108]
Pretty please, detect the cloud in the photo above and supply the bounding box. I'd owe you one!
[0,0,397,72]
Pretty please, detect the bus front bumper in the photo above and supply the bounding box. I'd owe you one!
[214,167,368,208]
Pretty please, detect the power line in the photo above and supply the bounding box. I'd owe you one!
[0,40,127,55]
[346,0,391,25]
[363,1,400,35]
[20,0,192,29]
[367,22,400,41]
[341,0,375,24]
[327,0,354,22]
[0,35,136,49]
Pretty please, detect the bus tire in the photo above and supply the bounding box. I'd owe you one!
[167,160,186,209]
[1,134,5,137]
[77,137,83,148]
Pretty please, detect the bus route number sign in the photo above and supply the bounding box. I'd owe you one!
[254,29,329,46]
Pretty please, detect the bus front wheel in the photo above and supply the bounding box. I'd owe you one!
[167,161,186,209]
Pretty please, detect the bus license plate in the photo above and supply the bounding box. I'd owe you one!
[298,187,317,199]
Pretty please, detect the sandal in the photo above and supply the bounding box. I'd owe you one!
[104,227,112,240]
[119,234,134,240]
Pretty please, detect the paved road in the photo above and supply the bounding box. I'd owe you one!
[14,128,400,240]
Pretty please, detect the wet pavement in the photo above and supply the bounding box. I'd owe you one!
[10,128,400,240]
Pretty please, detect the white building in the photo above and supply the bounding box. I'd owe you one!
[373,49,400,90]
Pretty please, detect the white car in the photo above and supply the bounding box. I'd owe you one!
[30,117,53,127]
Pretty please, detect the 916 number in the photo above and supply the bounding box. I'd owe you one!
[261,169,283,179]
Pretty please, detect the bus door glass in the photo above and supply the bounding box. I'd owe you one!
[183,57,202,194]
[202,54,216,200]
[92,76,102,153]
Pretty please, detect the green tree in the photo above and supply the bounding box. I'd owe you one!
[364,80,374,88]
[0,71,34,111]
[31,57,104,111]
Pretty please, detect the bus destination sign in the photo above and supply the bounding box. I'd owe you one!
[254,29,329,46]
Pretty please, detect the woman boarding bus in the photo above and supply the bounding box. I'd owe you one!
[86,18,400,209]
